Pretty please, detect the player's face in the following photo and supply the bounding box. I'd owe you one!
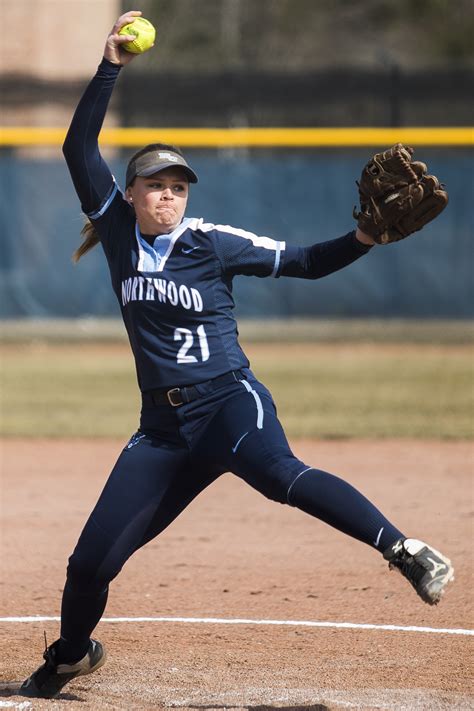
[126,167,189,234]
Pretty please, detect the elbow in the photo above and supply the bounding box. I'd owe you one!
[304,258,325,280]
[62,126,76,160]
[62,131,72,160]
[62,122,84,161]
[304,260,330,279]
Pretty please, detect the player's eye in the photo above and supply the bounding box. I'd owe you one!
[173,184,186,193]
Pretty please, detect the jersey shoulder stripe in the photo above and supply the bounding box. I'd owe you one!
[198,222,285,278]
[199,221,285,253]
[87,178,120,220]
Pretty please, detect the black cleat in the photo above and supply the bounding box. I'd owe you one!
[20,638,106,699]
[383,537,454,605]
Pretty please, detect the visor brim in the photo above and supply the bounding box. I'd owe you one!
[136,162,198,184]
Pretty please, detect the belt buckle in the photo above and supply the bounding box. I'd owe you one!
[167,387,183,407]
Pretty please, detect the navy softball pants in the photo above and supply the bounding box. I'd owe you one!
[59,373,403,661]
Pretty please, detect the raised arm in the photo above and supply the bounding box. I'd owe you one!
[62,11,143,214]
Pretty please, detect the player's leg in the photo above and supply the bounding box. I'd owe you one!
[199,387,403,549]
[198,381,453,604]
[286,465,453,605]
[21,431,221,698]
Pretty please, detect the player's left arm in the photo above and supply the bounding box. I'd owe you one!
[209,224,374,280]
[280,229,374,280]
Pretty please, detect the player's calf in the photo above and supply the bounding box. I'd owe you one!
[20,638,106,699]
[383,537,454,605]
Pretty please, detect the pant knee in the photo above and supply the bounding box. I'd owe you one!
[286,465,316,506]
[238,452,307,504]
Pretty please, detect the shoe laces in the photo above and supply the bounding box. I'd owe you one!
[41,632,57,668]
[392,550,427,586]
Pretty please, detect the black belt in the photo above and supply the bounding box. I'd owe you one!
[149,370,245,407]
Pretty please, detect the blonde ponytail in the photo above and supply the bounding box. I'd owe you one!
[72,219,100,263]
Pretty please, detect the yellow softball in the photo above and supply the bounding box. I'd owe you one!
[118,17,156,54]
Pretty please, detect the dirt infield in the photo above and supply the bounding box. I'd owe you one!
[1,439,473,710]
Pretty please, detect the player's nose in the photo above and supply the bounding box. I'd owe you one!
[161,187,174,199]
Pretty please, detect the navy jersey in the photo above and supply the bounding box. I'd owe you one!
[88,184,285,389]
[64,58,372,392]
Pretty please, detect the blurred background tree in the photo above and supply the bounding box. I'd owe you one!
[113,0,473,127]
[132,0,474,72]
[2,0,472,127]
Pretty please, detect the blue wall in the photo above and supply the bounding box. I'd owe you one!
[1,148,472,318]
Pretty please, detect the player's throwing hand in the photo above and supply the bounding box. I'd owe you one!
[104,10,144,66]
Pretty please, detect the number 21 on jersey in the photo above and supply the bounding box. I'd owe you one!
[174,325,210,363]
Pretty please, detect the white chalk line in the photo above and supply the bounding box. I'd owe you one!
[0,615,472,636]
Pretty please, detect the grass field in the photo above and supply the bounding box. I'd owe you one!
[1,340,472,439]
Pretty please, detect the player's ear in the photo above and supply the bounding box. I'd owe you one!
[125,186,134,204]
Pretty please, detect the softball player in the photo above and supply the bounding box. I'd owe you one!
[21,11,454,700]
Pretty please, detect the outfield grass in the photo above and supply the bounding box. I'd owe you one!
[1,342,472,439]
[248,343,473,439]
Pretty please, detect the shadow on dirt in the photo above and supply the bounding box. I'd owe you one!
[0,683,24,696]
[0,682,82,701]
[0,687,330,709]
[183,706,329,711]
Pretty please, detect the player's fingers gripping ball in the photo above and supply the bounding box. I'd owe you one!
[118,17,156,54]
